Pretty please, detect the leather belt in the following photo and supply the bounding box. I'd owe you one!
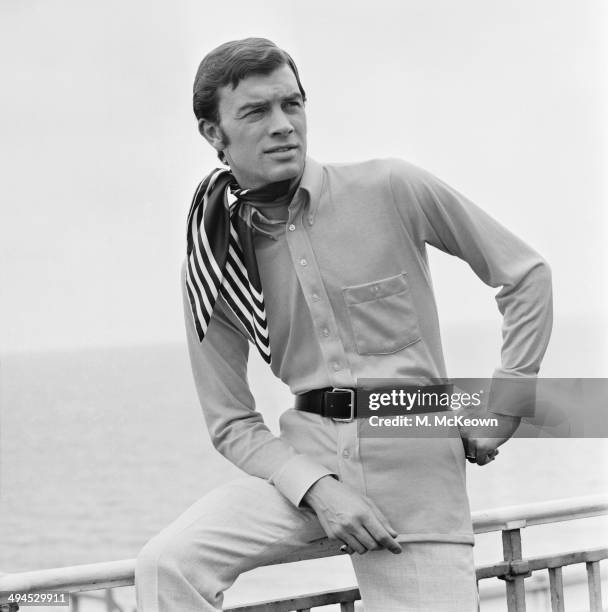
[294,385,454,422]
[295,387,357,422]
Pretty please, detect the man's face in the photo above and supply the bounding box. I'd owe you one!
[203,64,307,189]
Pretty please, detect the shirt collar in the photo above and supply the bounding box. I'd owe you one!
[291,157,324,223]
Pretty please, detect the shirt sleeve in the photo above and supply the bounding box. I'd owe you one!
[388,159,553,417]
[181,261,336,506]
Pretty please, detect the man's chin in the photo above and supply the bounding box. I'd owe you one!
[267,160,304,184]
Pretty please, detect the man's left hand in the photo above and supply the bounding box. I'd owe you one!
[458,412,521,466]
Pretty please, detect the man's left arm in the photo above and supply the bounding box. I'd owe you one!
[389,159,553,455]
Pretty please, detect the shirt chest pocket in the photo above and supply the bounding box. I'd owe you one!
[342,272,421,355]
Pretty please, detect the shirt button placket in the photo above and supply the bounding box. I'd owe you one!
[287,210,353,390]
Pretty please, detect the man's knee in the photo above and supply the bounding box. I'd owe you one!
[135,529,233,601]
[135,480,252,589]
[134,476,321,603]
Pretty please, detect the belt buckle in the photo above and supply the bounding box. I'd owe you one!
[330,388,356,422]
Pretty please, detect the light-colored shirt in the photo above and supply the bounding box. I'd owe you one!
[182,157,552,543]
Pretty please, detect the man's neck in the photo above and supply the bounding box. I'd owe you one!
[238,170,302,208]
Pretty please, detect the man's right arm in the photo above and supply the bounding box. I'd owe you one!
[181,261,334,508]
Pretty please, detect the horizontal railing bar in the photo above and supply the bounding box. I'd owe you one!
[224,587,360,612]
[474,547,608,580]
[472,494,608,533]
[478,568,597,599]
[528,548,608,571]
[0,560,134,597]
[476,561,511,580]
[1,495,606,601]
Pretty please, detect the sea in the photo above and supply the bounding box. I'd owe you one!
[1,337,606,611]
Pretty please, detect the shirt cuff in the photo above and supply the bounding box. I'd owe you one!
[487,372,537,418]
[269,454,338,507]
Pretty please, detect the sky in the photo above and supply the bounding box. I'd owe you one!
[1,0,606,366]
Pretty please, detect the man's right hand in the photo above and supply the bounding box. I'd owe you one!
[301,475,402,555]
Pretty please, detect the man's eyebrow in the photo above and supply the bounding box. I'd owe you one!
[282,92,303,102]
[236,100,268,115]
[236,92,303,115]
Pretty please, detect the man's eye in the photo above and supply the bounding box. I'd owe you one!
[245,109,264,118]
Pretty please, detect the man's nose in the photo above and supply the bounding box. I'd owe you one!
[268,107,294,136]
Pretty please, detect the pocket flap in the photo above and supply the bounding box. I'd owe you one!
[343,273,409,305]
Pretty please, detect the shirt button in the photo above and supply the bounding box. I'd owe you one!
[308,216,314,226]
[288,224,296,232]
[332,362,341,371]
[299,258,308,266]
[322,328,330,337]
[342,449,350,458]
[312,293,320,301]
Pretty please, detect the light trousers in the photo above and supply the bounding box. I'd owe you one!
[135,475,479,612]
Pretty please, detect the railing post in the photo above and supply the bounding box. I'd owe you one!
[586,560,603,612]
[501,525,528,611]
[104,588,120,611]
[71,592,80,612]
[548,566,565,612]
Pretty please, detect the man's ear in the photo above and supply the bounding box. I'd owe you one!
[198,119,225,154]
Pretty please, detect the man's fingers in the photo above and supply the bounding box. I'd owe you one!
[339,532,367,555]
[362,504,402,554]
[359,522,398,552]
[366,498,400,538]
[475,448,499,465]
[465,440,500,464]
[349,525,380,552]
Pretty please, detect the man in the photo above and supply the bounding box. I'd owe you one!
[135,38,552,611]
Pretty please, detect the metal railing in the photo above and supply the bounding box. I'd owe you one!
[1,495,606,612]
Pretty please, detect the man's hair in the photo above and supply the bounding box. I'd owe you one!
[193,37,306,125]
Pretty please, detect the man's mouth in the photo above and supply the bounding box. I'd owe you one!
[265,145,298,154]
